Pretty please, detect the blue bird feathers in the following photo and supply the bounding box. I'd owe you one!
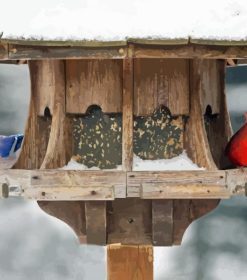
[0,134,24,158]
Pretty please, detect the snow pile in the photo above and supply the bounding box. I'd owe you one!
[61,158,122,171]
[0,0,247,41]
[133,151,204,171]
[62,151,203,171]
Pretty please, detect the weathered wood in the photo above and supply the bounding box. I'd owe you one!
[173,199,219,245]
[122,58,134,171]
[14,61,51,169]
[134,58,189,116]
[108,198,152,244]
[85,201,107,245]
[8,44,127,60]
[2,169,247,200]
[184,59,217,170]
[39,60,72,169]
[30,60,62,116]
[226,169,247,195]
[198,60,221,114]
[66,60,123,114]
[142,183,229,199]
[152,200,173,246]
[204,60,233,169]
[0,43,8,59]
[40,201,87,243]
[3,42,247,60]
[127,170,226,198]
[133,44,247,59]
[107,244,153,280]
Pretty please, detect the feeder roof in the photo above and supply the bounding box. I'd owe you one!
[1,0,247,46]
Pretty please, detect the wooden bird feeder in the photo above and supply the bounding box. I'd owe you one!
[1,38,247,279]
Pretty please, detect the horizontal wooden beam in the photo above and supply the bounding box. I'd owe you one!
[128,170,228,199]
[1,42,247,60]
[0,170,125,200]
[8,44,127,60]
[1,169,247,200]
[133,45,247,59]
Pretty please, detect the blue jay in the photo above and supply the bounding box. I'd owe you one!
[0,134,24,158]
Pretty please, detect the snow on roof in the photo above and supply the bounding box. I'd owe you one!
[1,0,247,43]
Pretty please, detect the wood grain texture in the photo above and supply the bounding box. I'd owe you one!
[3,168,247,199]
[29,60,61,116]
[184,59,217,170]
[108,198,152,244]
[14,61,51,169]
[107,245,153,280]
[173,199,219,245]
[204,60,233,169]
[40,60,72,169]
[0,43,8,59]
[133,45,247,59]
[85,201,107,245]
[30,170,125,199]
[127,170,226,198]
[66,60,122,114]
[8,44,127,59]
[4,43,247,60]
[122,58,134,171]
[198,60,221,114]
[134,59,189,116]
[152,200,173,246]
[226,169,247,195]
[39,201,87,243]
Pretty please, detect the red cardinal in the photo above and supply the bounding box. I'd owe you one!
[225,113,247,166]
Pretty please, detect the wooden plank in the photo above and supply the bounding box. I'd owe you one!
[198,60,221,114]
[184,59,217,170]
[127,170,226,198]
[133,45,247,59]
[85,201,107,245]
[66,60,122,114]
[108,198,152,244]
[204,60,233,169]
[0,43,8,59]
[226,169,247,195]
[107,244,153,280]
[134,59,189,116]
[40,201,87,243]
[142,183,229,199]
[30,170,125,200]
[122,58,134,171]
[152,200,173,246]
[8,44,127,59]
[3,168,247,200]
[14,61,51,169]
[30,60,63,116]
[25,186,114,201]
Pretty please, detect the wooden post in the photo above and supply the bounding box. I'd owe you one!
[107,245,153,280]
[108,53,153,280]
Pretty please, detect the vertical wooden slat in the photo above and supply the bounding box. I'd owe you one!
[65,60,122,114]
[152,200,173,246]
[85,201,107,245]
[122,58,134,171]
[134,59,189,116]
[184,59,217,170]
[107,245,153,280]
